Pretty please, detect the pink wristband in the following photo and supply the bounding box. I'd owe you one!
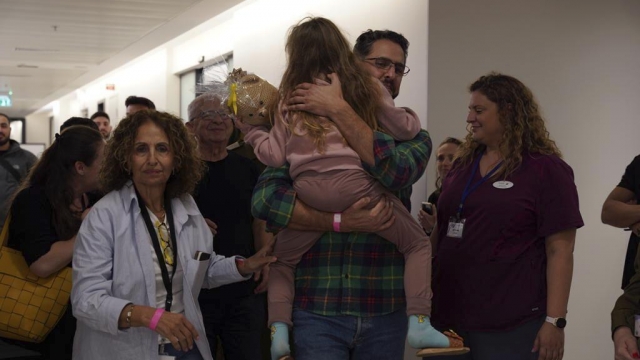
[333,213,342,232]
[149,308,165,331]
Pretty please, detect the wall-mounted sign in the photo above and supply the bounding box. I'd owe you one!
[106,84,115,90]
[0,94,11,107]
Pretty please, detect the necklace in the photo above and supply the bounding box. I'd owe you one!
[155,209,165,219]
[150,207,165,221]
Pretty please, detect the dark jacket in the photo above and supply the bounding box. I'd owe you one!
[0,140,37,229]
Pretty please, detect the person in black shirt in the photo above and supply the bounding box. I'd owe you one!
[187,94,273,359]
[6,125,105,359]
[602,154,640,289]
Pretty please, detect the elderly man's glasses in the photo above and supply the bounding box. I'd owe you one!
[365,57,410,76]
[191,110,232,122]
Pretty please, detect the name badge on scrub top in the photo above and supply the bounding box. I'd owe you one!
[447,217,466,238]
[493,180,514,189]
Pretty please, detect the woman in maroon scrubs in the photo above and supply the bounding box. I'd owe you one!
[429,73,583,360]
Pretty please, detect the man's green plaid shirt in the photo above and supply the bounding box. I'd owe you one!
[251,129,432,317]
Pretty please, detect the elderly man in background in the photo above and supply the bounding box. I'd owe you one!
[187,94,272,360]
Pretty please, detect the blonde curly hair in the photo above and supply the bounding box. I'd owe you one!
[457,72,561,178]
[101,110,205,197]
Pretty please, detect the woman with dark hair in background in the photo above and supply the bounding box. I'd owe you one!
[6,125,105,359]
[418,137,462,236]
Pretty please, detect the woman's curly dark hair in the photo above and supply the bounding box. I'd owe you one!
[101,110,205,197]
[458,72,561,178]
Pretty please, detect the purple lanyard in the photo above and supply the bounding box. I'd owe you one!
[456,155,503,219]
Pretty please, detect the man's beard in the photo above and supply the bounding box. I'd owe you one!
[0,136,9,147]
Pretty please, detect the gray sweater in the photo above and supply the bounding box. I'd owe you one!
[0,140,37,229]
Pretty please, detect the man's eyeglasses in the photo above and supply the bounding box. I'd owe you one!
[364,57,410,76]
[191,110,232,122]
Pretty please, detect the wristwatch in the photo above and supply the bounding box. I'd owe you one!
[545,316,567,329]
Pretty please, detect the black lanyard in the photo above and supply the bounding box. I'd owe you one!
[456,154,503,219]
[135,187,178,312]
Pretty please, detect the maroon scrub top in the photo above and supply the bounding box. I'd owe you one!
[432,152,583,332]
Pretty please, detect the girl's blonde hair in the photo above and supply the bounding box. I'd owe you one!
[280,17,381,152]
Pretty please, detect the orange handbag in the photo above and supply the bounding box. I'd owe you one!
[0,214,72,342]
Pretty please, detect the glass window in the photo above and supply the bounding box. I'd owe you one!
[180,54,233,121]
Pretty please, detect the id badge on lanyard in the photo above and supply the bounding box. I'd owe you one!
[450,155,502,240]
[447,216,466,238]
[159,343,177,359]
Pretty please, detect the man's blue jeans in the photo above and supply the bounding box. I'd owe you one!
[292,308,407,360]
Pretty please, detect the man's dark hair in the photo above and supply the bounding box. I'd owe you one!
[125,96,156,110]
[0,113,9,122]
[90,111,110,122]
[60,117,99,132]
[353,29,410,61]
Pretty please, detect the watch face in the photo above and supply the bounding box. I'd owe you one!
[556,318,567,329]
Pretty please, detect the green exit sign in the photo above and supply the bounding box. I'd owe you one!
[0,95,11,107]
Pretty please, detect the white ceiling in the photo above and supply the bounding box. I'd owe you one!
[0,0,242,117]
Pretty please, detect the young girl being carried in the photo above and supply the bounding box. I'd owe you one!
[235,17,466,360]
